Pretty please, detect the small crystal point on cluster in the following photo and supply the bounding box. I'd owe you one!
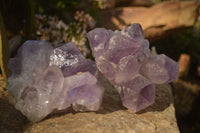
[8,40,104,122]
[87,23,179,112]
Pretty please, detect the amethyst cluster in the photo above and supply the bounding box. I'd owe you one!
[8,23,179,122]
[8,41,104,122]
[87,23,179,112]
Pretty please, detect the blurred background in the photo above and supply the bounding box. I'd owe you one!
[0,0,200,132]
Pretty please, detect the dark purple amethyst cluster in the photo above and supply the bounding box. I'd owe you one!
[8,23,179,122]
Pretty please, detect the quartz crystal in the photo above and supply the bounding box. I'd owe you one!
[87,23,179,112]
[8,40,104,122]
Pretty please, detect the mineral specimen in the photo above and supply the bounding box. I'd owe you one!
[87,23,179,112]
[8,40,104,122]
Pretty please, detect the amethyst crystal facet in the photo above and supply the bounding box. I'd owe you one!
[8,41,104,122]
[87,23,179,112]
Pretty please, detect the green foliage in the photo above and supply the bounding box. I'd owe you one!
[0,13,10,84]
[34,0,100,57]
[0,0,36,40]
[25,0,36,40]
[35,0,100,23]
[36,0,81,20]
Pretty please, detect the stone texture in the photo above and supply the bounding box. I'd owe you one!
[101,1,199,41]
[178,54,190,78]
[0,74,179,133]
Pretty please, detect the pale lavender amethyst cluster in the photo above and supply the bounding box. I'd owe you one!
[7,23,179,122]
[87,23,179,112]
[8,41,104,122]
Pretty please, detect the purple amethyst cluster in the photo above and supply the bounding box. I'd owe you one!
[8,23,179,122]
[8,41,104,122]
[87,23,179,112]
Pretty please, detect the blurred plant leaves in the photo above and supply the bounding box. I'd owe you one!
[0,12,10,84]
[25,0,35,40]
